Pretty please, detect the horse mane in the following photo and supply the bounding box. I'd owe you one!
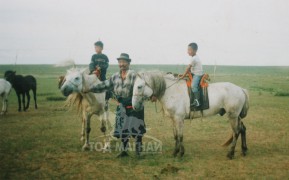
[141,71,167,98]
[64,93,93,114]
[65,93,84,113]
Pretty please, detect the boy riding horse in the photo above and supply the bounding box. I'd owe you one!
[89,41,111,102]
[181,42,204,108]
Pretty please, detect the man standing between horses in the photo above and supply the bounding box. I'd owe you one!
[85,53,146,158]
[181,42,204,107]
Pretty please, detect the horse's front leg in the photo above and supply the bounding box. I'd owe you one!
[80,116,85,142]
[82,113,92,151]
[101,111,111,152]
[172,116,185,157]
[172,118,180,157]
[179,123,185,157]
[0,97,5,115]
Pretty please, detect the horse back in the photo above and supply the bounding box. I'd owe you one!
[24,75,37,89]
[12,75,36,93]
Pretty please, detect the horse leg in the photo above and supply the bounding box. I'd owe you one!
[5,98,8,114]
[80,115,85,142]
[176,117,185,157]
[172,118,181,157]
[227,117,241,159]
[82,113,92,151]
[17,93,21,112]
[101,112,111,152]
[240,121,248,156]
[22,93,26,112]
[32,88,37,109]
[2,95,8,114]
[25,91,30,111]
[0,96,4,115]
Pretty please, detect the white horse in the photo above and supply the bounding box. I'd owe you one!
[0,79,12,115]
[132,71,249,159]
[59,68,110,151]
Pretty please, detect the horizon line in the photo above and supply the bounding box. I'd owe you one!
[0,63,289,67]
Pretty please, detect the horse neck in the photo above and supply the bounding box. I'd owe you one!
[146,73,166,99]
[81,74,104,105]
[82,74,100,90]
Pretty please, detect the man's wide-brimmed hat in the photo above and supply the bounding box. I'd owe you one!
[117,53,131,62]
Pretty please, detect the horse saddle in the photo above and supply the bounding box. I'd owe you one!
[186,73,210,111]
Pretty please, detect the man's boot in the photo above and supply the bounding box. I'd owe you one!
[135,136,143,157]
[191,91,201,107]
[116,138,129,158]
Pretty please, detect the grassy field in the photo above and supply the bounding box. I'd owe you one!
[0,64,288,179]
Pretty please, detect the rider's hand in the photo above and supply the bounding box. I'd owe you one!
[151,96,158,102]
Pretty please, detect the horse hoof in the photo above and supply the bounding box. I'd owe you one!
[80,137,85,142]
[173,150,179,157]
[227,152,234,159]
[180,151,185,158]
[82,144,90,151]
[242,148,248,156]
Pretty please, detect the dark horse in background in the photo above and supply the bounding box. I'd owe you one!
[4,71,38,112]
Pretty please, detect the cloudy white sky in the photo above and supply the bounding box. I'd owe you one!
[0,0,288,66]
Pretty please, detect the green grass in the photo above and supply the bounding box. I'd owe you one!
[0,65,289,179]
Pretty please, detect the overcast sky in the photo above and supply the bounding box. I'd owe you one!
[0,0,288,66]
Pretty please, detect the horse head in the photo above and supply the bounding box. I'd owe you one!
[132,73,154,111]
[4,70,16,83]
[60,68,86,97]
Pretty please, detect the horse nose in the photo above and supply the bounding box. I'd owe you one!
[62,86,71,97]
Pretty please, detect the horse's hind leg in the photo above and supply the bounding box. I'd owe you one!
[32,88,37,109]
[172,117,185,157]
[25,91,30,111]
[17,93,22,112]
[227,116,241,159]
[240,121,248,156]
[22,93,26,112]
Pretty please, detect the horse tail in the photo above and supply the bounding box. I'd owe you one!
[222,134,233,147]
[240,88,249,119]
[222,89,249,147]
[65,93,84,113]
